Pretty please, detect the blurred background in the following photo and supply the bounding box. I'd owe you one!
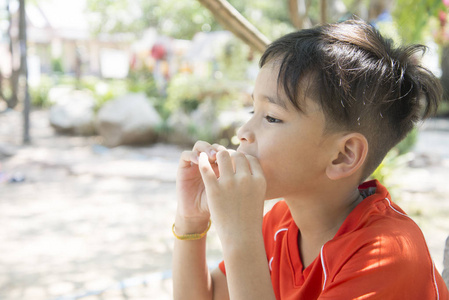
[0,0,448,299]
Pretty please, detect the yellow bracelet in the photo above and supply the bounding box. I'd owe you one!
[172,220,212,240]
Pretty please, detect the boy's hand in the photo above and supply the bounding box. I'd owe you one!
[198,150,267,243]
[175,141,226,234]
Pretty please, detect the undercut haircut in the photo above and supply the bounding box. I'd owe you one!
[260,19,442,180]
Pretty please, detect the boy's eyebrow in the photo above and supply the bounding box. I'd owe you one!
[251,93,288,109]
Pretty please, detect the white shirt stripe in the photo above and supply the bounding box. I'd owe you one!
[274,228,288,241]
[384,197,440,299]
[384,197,408,217]
[320,245,327,291]
[433,261,440,300]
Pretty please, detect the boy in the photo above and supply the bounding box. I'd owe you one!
[172,19,449,299]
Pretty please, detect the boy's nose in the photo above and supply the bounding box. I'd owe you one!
[237,123,255,144]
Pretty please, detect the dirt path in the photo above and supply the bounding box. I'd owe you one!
[0,109,448,299]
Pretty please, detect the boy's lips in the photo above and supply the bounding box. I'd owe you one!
[236,147,254,157]
[236,147,246,155]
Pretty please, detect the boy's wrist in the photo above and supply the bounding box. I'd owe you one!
[174,215,210,236]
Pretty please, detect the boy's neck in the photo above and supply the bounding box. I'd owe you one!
[285,183,363,268]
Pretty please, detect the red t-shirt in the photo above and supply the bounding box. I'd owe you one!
[219,180,449,299]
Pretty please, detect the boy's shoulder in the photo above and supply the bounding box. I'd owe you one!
[325,180,433,273]
[263,180,426,250]
[262,200,291,231]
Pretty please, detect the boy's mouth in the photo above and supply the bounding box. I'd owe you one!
[236,147,246,155]
[236,147,254,158]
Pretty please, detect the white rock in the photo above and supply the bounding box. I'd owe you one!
[49,90,96,135]
[166,110,195,145]
[47,86,75,105]
[190,100,220,139]
[96,93,161,147]
[165,105,251,146]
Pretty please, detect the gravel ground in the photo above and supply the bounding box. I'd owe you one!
[0,109,448,299]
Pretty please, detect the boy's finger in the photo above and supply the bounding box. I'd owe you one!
[179,150,207,166]
[211,144,227,152]
[192,141,226,163]
[216,150,235,178]
[198,152,218,187]
[246,155,264,176]
[231,151,251,175]
[192,141,211,152]
[179,150,198,167]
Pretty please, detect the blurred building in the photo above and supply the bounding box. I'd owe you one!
[0,0,248,87]
[0,0,134,83]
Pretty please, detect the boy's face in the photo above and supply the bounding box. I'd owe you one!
[237,62,338,200]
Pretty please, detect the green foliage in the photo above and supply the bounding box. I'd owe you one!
[217,37,254,80]
[127,68,159,98]
[437,99,449,115]
[149,0,220,39]
[227,0,295,40]
[186,100,219,143]
[165,73,241,114]
[376,21,402,46]
[54,75,128,111]
[371,128,418,193]
[29,74,130,111]
[393,0,445,43]
[395,128,418,155]
[30,77,53,108]
[86,0,150,36]
[51,58,64,74]
[89,80,128,112]
[126,67,169,118]
[86,0,296,41]
[86,0,220,39]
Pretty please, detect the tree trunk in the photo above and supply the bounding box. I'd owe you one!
[19,0,30,144]
[5,0,19,109]
[197,0,271,53]
[288,0,312,29]
[441,45,449,103]
[320,0,327,24]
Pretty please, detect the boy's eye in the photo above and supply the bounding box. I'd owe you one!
[265,115,282,123]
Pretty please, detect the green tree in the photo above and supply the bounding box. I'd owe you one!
[393,0,444,43]
[392,0,449,105]
[86,0,297,41]
[86,0,220,39]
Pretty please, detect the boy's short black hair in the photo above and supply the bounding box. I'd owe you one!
[260,19,442,180]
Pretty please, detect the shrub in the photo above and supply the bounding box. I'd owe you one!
[30,76,53,108]
[370,128,419,199]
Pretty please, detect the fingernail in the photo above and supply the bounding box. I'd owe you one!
[192,153,199,164]
[199,152,208,161]
[209,150,217,157]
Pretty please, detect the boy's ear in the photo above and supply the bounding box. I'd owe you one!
[326,133,368,180]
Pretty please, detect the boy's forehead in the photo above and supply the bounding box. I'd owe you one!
[251,93,288,109]
[253,63,289,109]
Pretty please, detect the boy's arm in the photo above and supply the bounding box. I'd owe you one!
[220,232,274,300]
[199,151,276,300]
[172,219,212,300]
[172,219,230,300]
[172,141,230,300]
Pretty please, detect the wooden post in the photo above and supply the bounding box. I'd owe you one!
[197,0,271,53]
